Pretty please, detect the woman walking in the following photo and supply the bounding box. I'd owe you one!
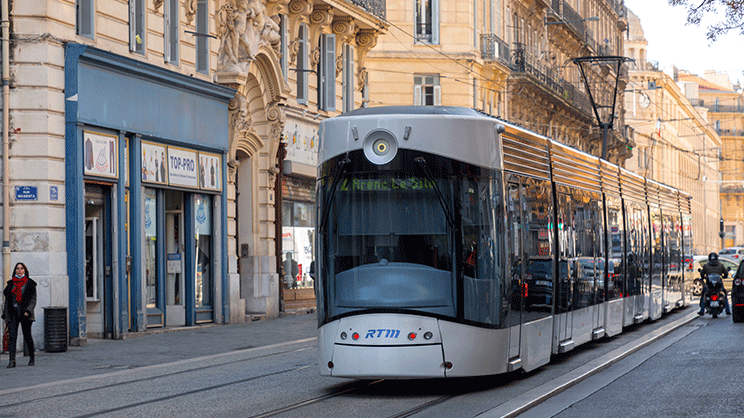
[2,262,36,367]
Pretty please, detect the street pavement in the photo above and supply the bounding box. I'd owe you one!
[0,311,318,393]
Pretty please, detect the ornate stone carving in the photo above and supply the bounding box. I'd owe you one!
[309,5,333,69]
[229,93,253,142]
[355,29,378,91]
[217,0,282,73]
[227,158,241,183]
[184,0,198,25]
[332,17,355,77]
[154,0,163,13]
[266,101,286,143]
[287,0,313,67]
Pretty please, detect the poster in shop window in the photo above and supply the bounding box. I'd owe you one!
[168,146,199,188]
[141,141,167,184]
[83,131,118,178]
[198,152,222,191]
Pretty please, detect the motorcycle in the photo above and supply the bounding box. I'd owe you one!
[703,274,726,318]
[732,275,744,323]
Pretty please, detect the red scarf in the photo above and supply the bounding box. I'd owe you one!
[12,275,27,303]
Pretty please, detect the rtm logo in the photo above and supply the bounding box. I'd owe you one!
[365,329,401,339]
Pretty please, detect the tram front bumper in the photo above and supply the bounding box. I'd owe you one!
[326,343,446,378]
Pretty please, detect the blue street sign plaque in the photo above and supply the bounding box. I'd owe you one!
[15,186,38,201]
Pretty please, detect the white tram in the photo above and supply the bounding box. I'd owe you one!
[315,106,692,378]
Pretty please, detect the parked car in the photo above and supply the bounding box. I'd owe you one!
[719,247,744,261]
[690,255,740,296]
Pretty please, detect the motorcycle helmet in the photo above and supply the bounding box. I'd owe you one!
[709,252,719,262]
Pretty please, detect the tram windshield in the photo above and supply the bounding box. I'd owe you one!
[320,169,456,318]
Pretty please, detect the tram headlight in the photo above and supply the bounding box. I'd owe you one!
[363,129,398,165]
[424,332,433,340]
[340,332,347,340]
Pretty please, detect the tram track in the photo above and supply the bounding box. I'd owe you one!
[0,343,315,411]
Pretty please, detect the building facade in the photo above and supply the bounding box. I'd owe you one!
[677,71,744,249]
[623,9,722,255]
[365,0,632,165]
[1,0,385,350]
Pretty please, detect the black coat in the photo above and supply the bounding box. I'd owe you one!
[2,278,37,322]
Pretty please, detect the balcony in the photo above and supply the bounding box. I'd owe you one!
[716,128,744,137]
[347,0,386,20]
[480,34,510,67]
[707,104,744,113]
[547,1,597,51]
[510,44,593,116]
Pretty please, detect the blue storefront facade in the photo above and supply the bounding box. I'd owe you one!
[65,44,236,341]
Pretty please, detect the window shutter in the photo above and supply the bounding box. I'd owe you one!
[297,24,308,104]
[129,0,136,51]
[323,34,336,111]
[432,0,440,45]
[434,85,441,106]
[414,85,422,105]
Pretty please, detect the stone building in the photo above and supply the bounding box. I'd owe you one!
[1,0,385,349]
[623,8,722,254]
[677,70,744,248]
[365,0,632,165]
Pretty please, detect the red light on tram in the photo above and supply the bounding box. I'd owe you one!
[352,332,360,340]
[408,332,417,340]
[444,362,453,370]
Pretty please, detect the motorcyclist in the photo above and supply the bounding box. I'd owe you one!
[698,252,731,315]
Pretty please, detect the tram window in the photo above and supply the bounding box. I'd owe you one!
[462,174,504,326]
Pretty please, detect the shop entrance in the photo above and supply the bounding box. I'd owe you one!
[85,184,114,338]
[165,190,185,326]
[194,194,214,323]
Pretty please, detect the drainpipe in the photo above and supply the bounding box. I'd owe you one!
[2,0,11,284]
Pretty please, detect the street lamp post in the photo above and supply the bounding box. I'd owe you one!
[572,56,633,160]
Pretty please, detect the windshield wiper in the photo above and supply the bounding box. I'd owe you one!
[414,157,455,229]
[319,157,351,233]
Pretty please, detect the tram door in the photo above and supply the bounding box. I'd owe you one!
[555,192,574,350]
[506,182,523,362]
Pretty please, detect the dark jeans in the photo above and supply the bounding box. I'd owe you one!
[7,316,34,359]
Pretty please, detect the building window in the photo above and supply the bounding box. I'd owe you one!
[77,0,95,39]
[297,24,309,105]
[195,0,209,74]
[282,201,315,289]
[342,44,355,113]
[415,0,439,44]
[130,0,145,54]
[414,74,441,106]
[318,33,336,111]
[164,0,179,64]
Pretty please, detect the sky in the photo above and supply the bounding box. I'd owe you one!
[625,0,744,86]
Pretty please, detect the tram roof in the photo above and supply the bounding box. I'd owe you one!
[338,106,487,118]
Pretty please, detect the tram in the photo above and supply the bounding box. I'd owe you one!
[315,106,692,378]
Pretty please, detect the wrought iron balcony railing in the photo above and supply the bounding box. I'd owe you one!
[347,0,386,20]
[480,34,510,66]
[510,44,593,116]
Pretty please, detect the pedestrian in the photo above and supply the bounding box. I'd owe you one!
[2,262,37,368]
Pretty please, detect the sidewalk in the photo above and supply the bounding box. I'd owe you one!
[0,312,318,391]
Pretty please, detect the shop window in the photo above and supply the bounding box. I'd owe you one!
[282,201,315,288]
[195,194,213,307]
[129,0,146,54]
[144,189,159,309]
[77,0,95,39]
